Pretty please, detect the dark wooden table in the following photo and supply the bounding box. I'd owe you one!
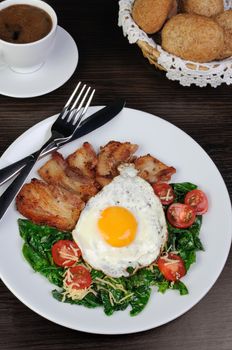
[0,1,232,349]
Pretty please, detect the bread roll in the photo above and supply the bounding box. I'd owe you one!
[181,0,224,17]
[161,14,224,62]
[215,10,232,59]
[132,0,175,34]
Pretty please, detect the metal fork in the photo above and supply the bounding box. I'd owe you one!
[42,81,95,148]
[0,82,95,221]
[0,82,93,185]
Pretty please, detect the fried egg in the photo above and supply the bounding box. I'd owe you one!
[72,164,167,277]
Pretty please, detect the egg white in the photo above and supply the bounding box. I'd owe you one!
[72,164,167,277]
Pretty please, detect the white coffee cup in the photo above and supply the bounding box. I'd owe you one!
[0,0,57,73]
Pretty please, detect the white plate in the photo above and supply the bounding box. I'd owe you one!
[0,26,78,98]
[0,107,231,334]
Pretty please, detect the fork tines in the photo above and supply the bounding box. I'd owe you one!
[62,82,95,126]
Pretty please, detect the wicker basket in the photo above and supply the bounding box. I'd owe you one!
[137,39,216,72]
[119,0,232,86]
[137,40,165,71]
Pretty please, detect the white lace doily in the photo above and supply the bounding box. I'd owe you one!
[118,0,232,87]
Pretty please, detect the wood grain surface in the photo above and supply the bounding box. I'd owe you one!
[0,1,231,349]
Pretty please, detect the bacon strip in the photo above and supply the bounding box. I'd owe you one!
[38,151,98,201]
[96,141,138,186]
[67,142,97,178]
[134,154,176,183]
[16,179,84,231]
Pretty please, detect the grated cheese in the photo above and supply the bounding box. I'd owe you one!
[95,277,134,305]
[95,277,127,293]
[118,292,134,304]
[60,245,80,266]
[163,258,179,265]
[160,189,173,202]
[62,285,90,302]
[62,268,95,302]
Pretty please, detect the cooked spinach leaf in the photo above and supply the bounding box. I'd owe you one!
[99,288,130,316]
[172,281,189,295]
[179,250,196,271]
[167,216,203,270]
[126,268,155,289]
[91,268,105,280]
[99,290,115,316]
[22,243,64,287]
[52,290,102,308]
[171,182,197,203]
[19,219,72,262]
[155,280,170,294]
[19,219,71,287]
[93,276,132,315]
[130,286,151,316]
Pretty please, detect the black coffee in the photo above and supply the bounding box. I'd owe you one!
[0,4,52,44]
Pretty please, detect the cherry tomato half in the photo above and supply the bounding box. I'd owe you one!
[52,240,81,267]
[65,265,92,290]
[167,203,196,228]
[185,189,208,215]
[157,253,186,282]
[152,182,175,205]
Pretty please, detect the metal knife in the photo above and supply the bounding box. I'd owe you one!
[0,99,125,186]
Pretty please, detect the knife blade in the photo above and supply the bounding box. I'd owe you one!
[0,99,125,186]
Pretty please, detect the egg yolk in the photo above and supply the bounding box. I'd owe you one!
[98,206,137,247]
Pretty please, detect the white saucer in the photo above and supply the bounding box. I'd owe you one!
[0,26,78,98]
